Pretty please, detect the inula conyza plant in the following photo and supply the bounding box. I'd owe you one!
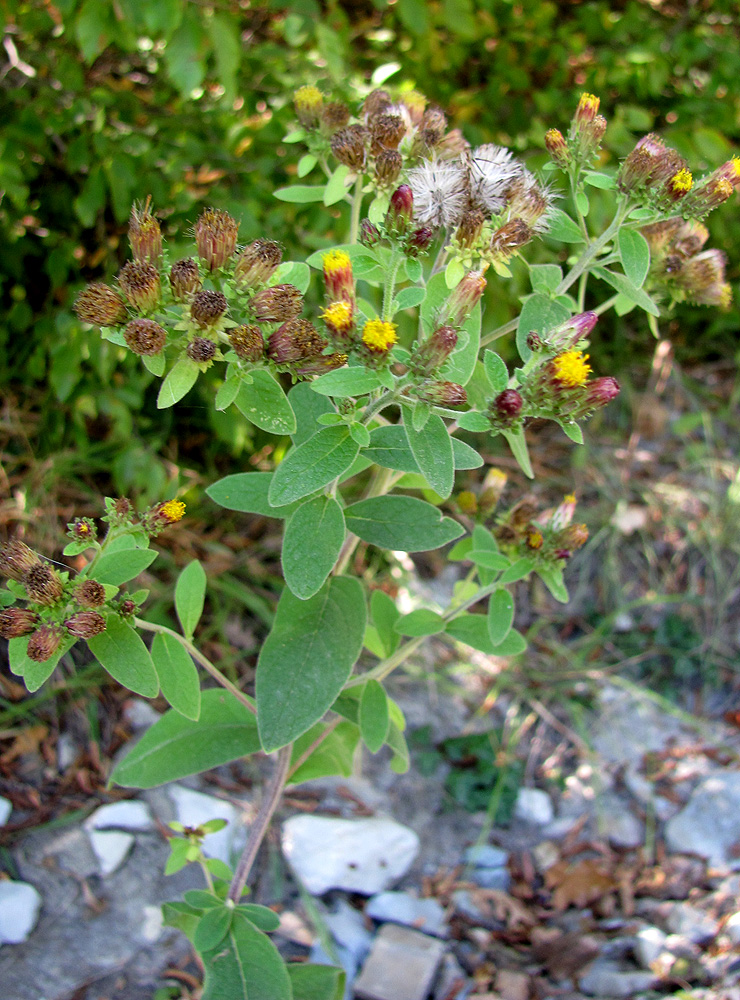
[3,89,738,997]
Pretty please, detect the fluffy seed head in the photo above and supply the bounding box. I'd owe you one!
[0,608,39,639]
[190,289,227,328]
[24,563,64,605]
[124,318,167,356]
[229,324,264,362]
[195,208,239,271]
[76,579,107,608]
[467,144,522,214]
[0,539,41,581]
[27,625,63,663]
[118,260,161,311]
[252,284,303,322]
[74,283,127,327]
[234,240,283,289]
[408,159,468,229]
[64,611,107,639]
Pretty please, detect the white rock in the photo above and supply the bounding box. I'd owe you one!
[596,793,644,849]
[580,960,656,998]
[725,911,740,946]
[0,797,11,827]
[85,800,153,832]
[0,881,42,944]
[464,845,508,868]
[324,899,373,962]
[88,829,135,876]
[56,733,79,770]
[168,785,238,865]
[634,926,667,968]
[666,902,718,945]
[123,698,161,730]
[366,891,447,937]
[281,815,419,895]
[140,904,165,943]
[665,770,740,869]
[514,788,553,826]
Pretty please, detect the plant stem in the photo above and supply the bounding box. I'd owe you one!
[134,618,257,717]
[429,229,449,277]
[382,249,403,320]
[228,744,292,902]
[480,317,517,347]
[593,293,619,316]
[349,175,364,244]
[287,716,341,780]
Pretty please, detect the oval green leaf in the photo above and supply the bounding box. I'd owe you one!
[268,427,359,507]
[157,358,199,409]
[282,495,346,600]
[359,680,390,754]
[87,617,159,698]
[235,369,296,435]
[175,559,206,638]
[344,496,463,552]
[88,548,157,586]
[403,411,454,500]
[206,472,299,517]
[151,632,201,721]
[487,588,514,645]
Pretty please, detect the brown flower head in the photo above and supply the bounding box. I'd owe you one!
[268,318,327,364]
[190,289,227,328]
[124,318,167,356]
[252,284,303,322]
[321,102,351,131]
[229,324,264,362]
[363,89,392,121]
[118,260,161,311]
[0,608,39,639]
[411,325,457,374]
[129,200,162,263]
[234,240,283,289]
[24,563,64,605]
[416,381,467,407]
[331,125,367,172]
[375,149,403,186]
[195,208,239,271]
[370,114,406,154]
[27,625,63,663]
[169,258,202,301]
[74,283,127,327]
[75,579,107,608]
[187,337,218,363]
[64,611,107,639]
[0,539,41,581]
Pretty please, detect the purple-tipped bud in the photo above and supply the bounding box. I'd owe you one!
[74,283,128,327]
[267,318,327,364]
[195,208,239,271]
[683,176,735,219]
[492,389,523,421]
[124,318,167,356]
[75,579,107,608]
[186,337,217,363]
[129,201,162,263]
[27,625,63,663]
[0,608,39,639]
[64,611,107,639]
[118,261,161,312]
[229,324,264,362]
[416,381,467,407]
[585,376,620,408]
[407,226,435,257]
[544,128,571,168]
[0,539,41,581]
[558,523,589,550]
[548,311,598,351]
[411,325,458,374]
[190,290,227,328]
[387,185,414,232]
[169,258,202,301]
[526,332,544,352]
[331,125,367,172]
[252,284,303,322]
[234,240,283,289]
[119,599,137,617]
[445,270,486,327]
[24,563,64,606]
[360,220,381,247]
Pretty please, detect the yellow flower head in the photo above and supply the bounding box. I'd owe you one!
[293,85,323,122]
[362,319,397,354]
[668,168,693,196]
[321,300,353,333]
[160,499,186,523]
[323,249,352,276]
[551,350,592,388]
[526,527,544,550]
[576,93,600,121]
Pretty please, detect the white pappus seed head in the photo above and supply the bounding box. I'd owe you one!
[467,144,523,214]
[408,159,468,229]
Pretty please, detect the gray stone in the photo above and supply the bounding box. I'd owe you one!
[354,923,445,1000]
[451,890,485,923]
[433,953,472,1000]
[0,881,42,944]
[123,698,161,729]
[469,867,511,891]
[634,926,667,968]
[85,800,153,832]
[464,844,508,868]
[324,899,373,963]
[39,827,99,879]
[725,911,740,946]
[624,764,679,822]
[281,815,419,895]
[596,793,644,849]
[0,797,11,826]
[666,902,719,945]
[366,891,447,937]
[88,829,135,876]
[592,686,685,767]
[579,960,656,998]
[514,787,554,826]
[168,784,238,865]
[665,770,740,869]
[56,733,79,770]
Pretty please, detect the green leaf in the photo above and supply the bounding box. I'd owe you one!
[273,185,327,204]
[584,171,615,190]
[529,264,563,294]
[405,257,423,283]
[201,914,291,1000]
[88,617,159,698]
[206,13,240,100]
[256,578,366,751]
[88,548,157,586]
[446,614,527,656]
[142,352,165,377]
[545,208,586,244]
[194,905,233,952]
[371,589,401,656]
[443,303,481,387]
[618,228,651,289]
[289,382,336,445]
[469,550,510,571]
[184,890,222,910]
[151,632,201,721]
[592,266,660,316]
[359,680,390,753]
[215,377,241,411]
[164,15,205,93]
[403,411,454,499]
[112,689,259,788]
[235,370,296,435]
[393,609,445,636]
[175,560,206,638]
[270,261,311,295]
[324,163,351,206]
[75,0,113,63]
[394,285,426,311]
[344,496,464,552]
[386,720,410,773]
[311,367,382,397]
[576,189,589,217]
[457,410,490,432]
[452,438,483,469]
[350,422,371,448]
[445,258,465,288]
[484,350,508,394]
[297,154,317,178]
[516,294,572,361]
[537,565,569,603]
[282,495,346,600]
[487,588,514,645]
[287,963,346,1000]
[237,905,281,933]
[288,720,360,784]
[502,428,534,479]
[558,420,584,445]
[499,557,536,584]
[13,637,70,691]
[365,424,418,472]
[268,427,359,507]
[157,358,199,409]
[206,473,299,517]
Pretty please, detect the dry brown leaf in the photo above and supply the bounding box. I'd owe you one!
[544,858,617,911]
[533,930,601,979]
[0,724,48,764]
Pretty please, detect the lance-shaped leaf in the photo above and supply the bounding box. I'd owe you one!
[175,559,206,638]
[403,410,455,499]
[151,632,201,721]
[282,495,346,600]
[256,577,366,752]
[268,426,359,507]
[344,496,463,552]
[88,617,159,697]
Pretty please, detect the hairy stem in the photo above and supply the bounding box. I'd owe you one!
[228,744,292,902]
[134,618,257,717]
[349,175,364,245]
[382,249,403,321]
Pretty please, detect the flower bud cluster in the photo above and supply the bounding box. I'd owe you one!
[642,216,732,309]
[495,494,589,564]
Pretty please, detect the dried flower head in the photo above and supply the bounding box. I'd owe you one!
[375,149,403,185]
[411,325,458,373]
[195,208,239,271]
[490,219,533,256]
[418,107,447,149]
[118,260,161,312]
[361,319,397,354]
[129,199,162,263]
[187,337,218,363]
[0,608,39,639]
[169,258,202,301]
[27,625,63,663]
[371,114,407,153]
[229,324,264,362]
[74,283,127,327]
[124,318,167,356]
[331,125,367,172]
[467,144,522,214]
[505,170,555,232]
[321,102,351,131]
[190,290,227,328]
[408,159,468,229]
[24,563,64,605]
[416,381,467,407]
[363,89,392,121]
[75,579,107,608]
[0,539,41,581]
[65,611,107,639]
[268,318,327,364]
[234,240,283,289]
[454,209,486,249]
[252,284,303,322]
[294,352,348,376]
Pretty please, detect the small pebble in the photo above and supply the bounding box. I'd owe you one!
[579,960,656,998]
[85,800,153,832]
[514,788,554,826]
[0,881,42,944]
[0,797,11,827]
[464,845,508,868]
[634,926,667,968]
[725,911,740,946]
[469,867,511,891]
[88,829,135,876]
[123,698,161,729]
[325,899,373,962]
[366,891,447,937]
[666,902,719,945]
